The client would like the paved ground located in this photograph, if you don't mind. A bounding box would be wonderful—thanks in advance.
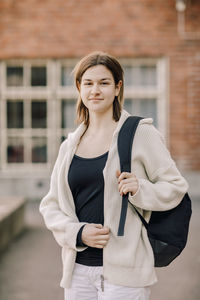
[0,198,199,300]
[0,201,63,300]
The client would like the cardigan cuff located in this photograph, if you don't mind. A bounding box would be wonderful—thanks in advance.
[76,225,87,247]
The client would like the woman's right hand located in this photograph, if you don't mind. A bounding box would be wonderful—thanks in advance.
[81,224,110,249]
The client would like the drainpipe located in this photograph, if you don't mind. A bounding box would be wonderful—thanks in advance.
[175,0,200,40]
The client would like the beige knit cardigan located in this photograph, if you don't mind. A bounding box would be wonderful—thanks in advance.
[39,109,188,288]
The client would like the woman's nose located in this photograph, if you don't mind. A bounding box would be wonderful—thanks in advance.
[91,83,100,94]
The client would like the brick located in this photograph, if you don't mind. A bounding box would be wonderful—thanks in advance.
[0,0,199,171]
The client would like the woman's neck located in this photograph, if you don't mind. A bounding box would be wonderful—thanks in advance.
[87,110,117,136]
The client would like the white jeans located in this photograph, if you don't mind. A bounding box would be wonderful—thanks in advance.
[64,263,151,300]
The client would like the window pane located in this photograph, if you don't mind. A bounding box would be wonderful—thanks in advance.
[124,66,133,87]
[6,66,23,86]
[61,99,76,128]
[7,137,24,163]
[31,101,47,128]
[7,101,24,128]
[31,67,47,86]
[140,99,157,125]
[124,98,157,126]
[124,98,140,115]
[61,66,74,86]
[32,137,47,163]
[140,66,157,86]
[124,65,157,87]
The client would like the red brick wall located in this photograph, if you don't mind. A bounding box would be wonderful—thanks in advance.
[0,0,187,58]
[0,0,199,170]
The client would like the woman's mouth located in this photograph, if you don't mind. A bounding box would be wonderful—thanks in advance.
[89,98,103,101]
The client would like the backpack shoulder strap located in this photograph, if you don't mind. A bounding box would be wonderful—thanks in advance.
[117,116,143,236]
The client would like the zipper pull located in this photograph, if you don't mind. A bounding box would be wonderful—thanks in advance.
[100,274,104,292]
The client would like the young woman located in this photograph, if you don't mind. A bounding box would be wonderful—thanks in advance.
[39,51,188,300]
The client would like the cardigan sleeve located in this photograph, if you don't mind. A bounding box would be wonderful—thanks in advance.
[128,124,189,211]
[76,225,87,247]
[39,141,88,250]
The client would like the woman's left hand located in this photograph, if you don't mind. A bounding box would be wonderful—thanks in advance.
[116,170,139,196]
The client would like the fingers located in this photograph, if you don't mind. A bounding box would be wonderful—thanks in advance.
[93,224,109,234]
[116,169,121,178]
[81,224,110,248]
[92,233,110,248]
[94,223,103,229]
[96,234,110,241]
[95,236,110,248]
[98,226,109,234]
[118,171,134,182]
[116,170,139,196]
[119,183,138,196]
[90,224,109,234]
[118,178,133,189]
[95,240,109,249]
[118,179,137,194]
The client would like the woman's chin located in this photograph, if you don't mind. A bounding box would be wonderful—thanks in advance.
[87,103,113,114]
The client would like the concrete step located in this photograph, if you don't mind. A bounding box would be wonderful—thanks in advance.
[0,197,26,253]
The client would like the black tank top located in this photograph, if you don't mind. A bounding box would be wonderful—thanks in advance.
[68,151,108,266]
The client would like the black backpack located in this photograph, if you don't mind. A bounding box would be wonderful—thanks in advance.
[117,116,192,267]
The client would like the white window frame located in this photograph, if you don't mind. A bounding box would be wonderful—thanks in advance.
[55,59,79,142]
[0,59,53,177]
[119,57,169,140]
[0,57,169,178]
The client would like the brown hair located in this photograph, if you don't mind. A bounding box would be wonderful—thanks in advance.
[73,51,124,126]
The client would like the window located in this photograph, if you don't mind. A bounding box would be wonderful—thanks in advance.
[59,99,76,142]
[7,137,24,163]
[0,61,50,173]
[124,98,157,126]
[120,59,167,131]
[6,67,23,86]
[5,98,48,166]
[122,62,158,127]
[0,58,167,175]
[31,101,47,128]
[31,67,47,86]
[61,99,76,129]
[124,65,157,87]
[61,66,74,86]
[32,137,47,163]
[7,100,24,128]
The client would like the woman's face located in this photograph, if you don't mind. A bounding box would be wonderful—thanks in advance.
[79,65,121,115]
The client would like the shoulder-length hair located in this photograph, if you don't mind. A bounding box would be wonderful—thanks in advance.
[73,51,124,126]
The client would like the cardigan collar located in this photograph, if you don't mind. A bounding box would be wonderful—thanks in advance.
[66,109,153,150]
[67,110,129,148]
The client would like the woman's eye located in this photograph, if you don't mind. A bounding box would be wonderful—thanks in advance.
[83,82,109,86]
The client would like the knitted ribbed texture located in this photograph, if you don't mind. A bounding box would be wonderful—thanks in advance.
[39,110,188,289]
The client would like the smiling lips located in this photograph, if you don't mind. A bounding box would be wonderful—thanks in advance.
[89,98,103,101]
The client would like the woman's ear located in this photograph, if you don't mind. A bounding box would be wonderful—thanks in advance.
[115,80,122,96]
[76,80,81,91]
